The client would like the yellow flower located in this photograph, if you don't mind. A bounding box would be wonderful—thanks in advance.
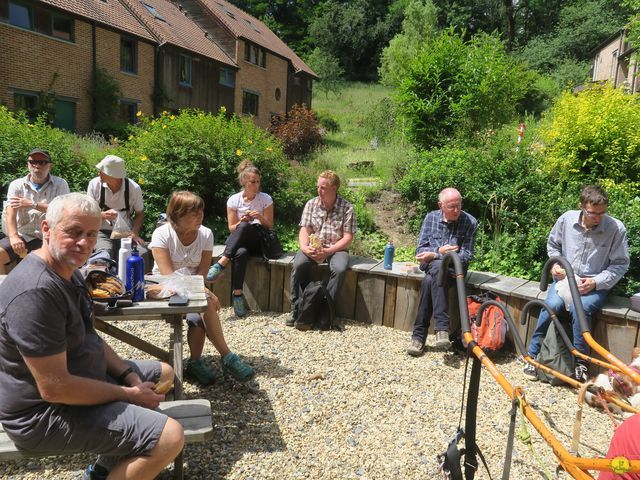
[140,155,148,161]
[162,110,168,116]
[220,106,227,114]
[27,124,34,128]
[170,115,176,120]
[162,124,167,129]
[266,147,273,152]
[236,149,243,156]
[136,111,142,117]
[128,135,134,140]
[247,139,253,145]
[151,120,155,126]
[198,112,205,117]
[138,177,145,185]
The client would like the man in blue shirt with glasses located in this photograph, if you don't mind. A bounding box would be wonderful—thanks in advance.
[523,185,629,382]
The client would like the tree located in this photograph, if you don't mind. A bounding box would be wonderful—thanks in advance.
[379,0,439,86]
[304,48,345,98]
[395,30,533,147]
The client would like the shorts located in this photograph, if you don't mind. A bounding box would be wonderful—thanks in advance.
[0,236,42,264]
[185,312,205,329]
[8,359,168,458]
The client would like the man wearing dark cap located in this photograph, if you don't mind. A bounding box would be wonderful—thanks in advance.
[0,148,69,274]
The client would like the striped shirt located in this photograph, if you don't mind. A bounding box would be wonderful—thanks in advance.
[416,210,478,267]
[299,195,356,248]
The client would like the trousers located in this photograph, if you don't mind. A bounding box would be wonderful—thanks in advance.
[411,260,452,342]
[290,250,349,307]
[223,222,262,291]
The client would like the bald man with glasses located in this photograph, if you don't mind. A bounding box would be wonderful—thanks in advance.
[407,188,478,356]
[0,149,69,274]
[523,185,629,383]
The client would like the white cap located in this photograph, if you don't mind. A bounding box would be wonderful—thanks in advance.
[121,238,132,250]
[96,155,127,179]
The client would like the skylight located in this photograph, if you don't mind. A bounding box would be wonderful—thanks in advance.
[141,2,166,21]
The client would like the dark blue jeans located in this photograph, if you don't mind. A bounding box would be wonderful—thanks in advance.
[527,281,609,357]
[411,260,452,343]
[223,222,262,291]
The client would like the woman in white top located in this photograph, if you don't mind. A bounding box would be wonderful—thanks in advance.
[207,160,274,318]
[150,191,254,385]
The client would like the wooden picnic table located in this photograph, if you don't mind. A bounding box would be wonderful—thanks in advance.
[95,274,208,400]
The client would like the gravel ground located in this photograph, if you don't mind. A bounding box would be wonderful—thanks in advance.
[1,309,620,480]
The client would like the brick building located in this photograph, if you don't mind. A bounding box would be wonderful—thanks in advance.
[591,30,638,93]
[0,0,316,133]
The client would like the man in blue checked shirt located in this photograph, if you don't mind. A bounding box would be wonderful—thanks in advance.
[523,185,629,383]
[407,188,478,357]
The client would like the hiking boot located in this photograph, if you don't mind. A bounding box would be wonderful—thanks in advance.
[523,362,538,380]
[407,339,425,357]
[572,360,589,383]
[222,352,255,382]
[206,262,224,282]
[435,330,450,348]
[184,358,216,385]
[232,294,247,318]
[83,464,108,480]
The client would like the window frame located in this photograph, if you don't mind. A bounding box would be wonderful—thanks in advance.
[120,36,138,74]
[179,54,193,87]
[219,67,235,88]
[3,1,74,41]
[119,100,138,124]
[243,41,266,68]
[242,90,259,116]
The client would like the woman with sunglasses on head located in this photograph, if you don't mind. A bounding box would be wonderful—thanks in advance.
[149,191,254,385]
[207,160,274,317]
[0,148,69,274]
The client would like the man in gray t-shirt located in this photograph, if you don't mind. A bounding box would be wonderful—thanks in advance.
[0,193,184,479]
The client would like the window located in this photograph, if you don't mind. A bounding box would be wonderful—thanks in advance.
[242,90,259,116]
[219,68,235,88]
[244,41,266,68]
[141,2,165,21]
[119,101,137,124]
[120,36,137,74]
[274,88,281,101]
[179,54,192,86]
[14,92,38,123]
[3,2,74,40]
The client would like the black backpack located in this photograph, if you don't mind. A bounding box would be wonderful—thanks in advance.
[293,281,337,331]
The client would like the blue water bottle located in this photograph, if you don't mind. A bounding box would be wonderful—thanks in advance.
[126,244,145,302]
[383,241,395,270]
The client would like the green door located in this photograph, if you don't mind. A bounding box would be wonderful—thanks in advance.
[54,100,76,132]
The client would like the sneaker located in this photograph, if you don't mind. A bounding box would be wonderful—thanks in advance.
[222,352,255,382]
[523,362,538,379]
[286,311,295,327]
[435,330,450,348]
[233,294,247,318]
[206,262,224,282]
[407,339,425,357]
[572,360,589,383]
[184,358,216,385]
[83,464,108,480]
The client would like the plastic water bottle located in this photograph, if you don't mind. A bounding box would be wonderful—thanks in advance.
[126,245,145,302]
[118,238,132,284]
[383,241,395,270]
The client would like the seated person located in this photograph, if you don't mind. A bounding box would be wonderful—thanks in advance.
[599,414,640,480]
[207,160,274,318]
[523,185,629,383]
[406,188,478,356]
[149,191,255,385]
[87,155,146,260]
[0,148,69,274]
[288,170,356,326]
[0,193,183,480]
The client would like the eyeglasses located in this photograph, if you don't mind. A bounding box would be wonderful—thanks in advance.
[28,160,51,166]
[582,208,606,217]
[442,204,462,211]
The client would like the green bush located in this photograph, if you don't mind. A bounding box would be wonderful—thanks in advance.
[315,111,340,133]
[0,106,95,192]
[539,83,640,183]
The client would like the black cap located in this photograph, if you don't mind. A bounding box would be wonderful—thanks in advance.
[27,148,51,162]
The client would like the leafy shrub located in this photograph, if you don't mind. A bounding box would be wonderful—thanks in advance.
[269,105,323,158]
[395,29,534,148]
[315,111,340,133]
[362,97,398,143]
[117,109,293,237]
[0,106,95,192]
[538,83,640,183]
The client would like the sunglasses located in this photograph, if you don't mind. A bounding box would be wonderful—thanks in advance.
[28,159,51,166]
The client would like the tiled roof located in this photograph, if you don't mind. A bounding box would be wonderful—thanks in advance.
[197,0,317,78]
[122,0,236,66]
[41,0,156,42]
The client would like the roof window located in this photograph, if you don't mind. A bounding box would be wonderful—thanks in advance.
[141,2,166,21]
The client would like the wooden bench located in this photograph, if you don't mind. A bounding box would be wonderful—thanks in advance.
[208,245,640,362]
[0,399,212,480]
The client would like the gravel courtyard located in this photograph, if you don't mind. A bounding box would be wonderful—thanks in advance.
[1,309,619,479]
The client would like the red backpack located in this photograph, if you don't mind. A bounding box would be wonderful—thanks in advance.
[464,292,507,351]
